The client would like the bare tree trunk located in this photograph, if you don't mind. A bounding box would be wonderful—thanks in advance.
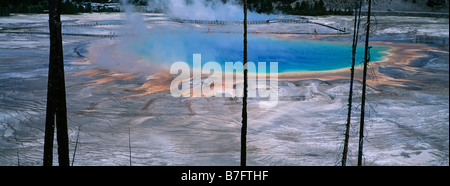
[358,0,372,167]
[241,0,248,167]
[129,127,132,166]
[43,0,69,166]
[71,126,81,166]
[342,0,362,166]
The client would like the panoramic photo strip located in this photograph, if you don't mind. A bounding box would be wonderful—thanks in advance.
[0,0,448,174]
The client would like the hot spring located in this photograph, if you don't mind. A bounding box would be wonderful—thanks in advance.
[114,31,391,73]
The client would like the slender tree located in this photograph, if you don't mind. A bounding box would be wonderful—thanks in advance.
[342,0,362,166]
[241,0,248,167]
[358,0,372,166]
[16,150,20,166]
[71,126,81,166]
[43,0,70,166]
[129,127,132,166]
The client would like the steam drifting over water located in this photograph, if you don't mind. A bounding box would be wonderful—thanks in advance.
[149,0,273,21]
[85,0,390,75]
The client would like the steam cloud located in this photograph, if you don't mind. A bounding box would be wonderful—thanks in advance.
[160,0,272,21]
[87,0,273,75]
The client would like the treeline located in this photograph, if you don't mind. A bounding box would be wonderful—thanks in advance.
[0,0,355,16]
[72,0,149,5]
[426,0,447,7]
[247,0,353,15]
[0,0,123,15]
[0,6,9,16]
[1,0,49,14]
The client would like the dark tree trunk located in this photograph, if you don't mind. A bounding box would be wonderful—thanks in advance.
[241,0,248,167]
[129,127,132,166]
[358,0,372,167]
[43,0,69,166]
[342,0,362,166]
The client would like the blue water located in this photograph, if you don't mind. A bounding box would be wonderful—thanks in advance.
[125,32,390,73]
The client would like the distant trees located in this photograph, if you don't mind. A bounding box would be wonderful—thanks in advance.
[0,0,120,14]
[0,6,9,16]
[1,0,49,14]
[287,0,327,15]
[1,0,355,16]
[283,0,353,16]
[248,0,353,16]
[1,0,78,14]
[62,1,79,14]
[427,0,447,7]
[248,0,274,14]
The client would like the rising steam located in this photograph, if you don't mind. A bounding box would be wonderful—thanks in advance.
[161,0,272,21]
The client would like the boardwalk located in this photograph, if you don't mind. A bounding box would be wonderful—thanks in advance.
[0,18,349,37]
[175,18,348,33]
[0,31,118,38]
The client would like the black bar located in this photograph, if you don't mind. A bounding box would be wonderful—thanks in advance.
[2,166,445,185]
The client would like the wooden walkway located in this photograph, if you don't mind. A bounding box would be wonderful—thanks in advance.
[0,18,349,37]
[10,23,123,29]
[0,31,117,38]
[173,18,310,25]
[175,18,348,33]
